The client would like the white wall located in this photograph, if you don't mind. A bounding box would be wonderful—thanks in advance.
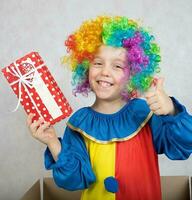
[0,0,192,199]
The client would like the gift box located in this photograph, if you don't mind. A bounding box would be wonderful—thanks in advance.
[1,52,73,125]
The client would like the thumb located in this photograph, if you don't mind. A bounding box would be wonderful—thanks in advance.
[156,77,164,91]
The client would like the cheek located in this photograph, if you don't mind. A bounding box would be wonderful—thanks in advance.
[88,67,99,79]
[118,69,130,85]
[115,73,128,90]
[88,68,97,85]
[115,71,126,83]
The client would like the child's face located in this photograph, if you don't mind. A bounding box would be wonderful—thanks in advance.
[89,45,128,102]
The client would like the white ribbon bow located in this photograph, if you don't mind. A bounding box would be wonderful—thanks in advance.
[9,62,43,118]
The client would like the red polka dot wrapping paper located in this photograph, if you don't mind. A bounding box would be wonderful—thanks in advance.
[1,52,73,125]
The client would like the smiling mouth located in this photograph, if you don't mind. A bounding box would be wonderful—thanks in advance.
[96,80,114,88]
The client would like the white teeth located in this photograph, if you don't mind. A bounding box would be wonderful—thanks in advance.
[98,81,112,88]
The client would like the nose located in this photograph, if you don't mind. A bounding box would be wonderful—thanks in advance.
[100,65,110,77]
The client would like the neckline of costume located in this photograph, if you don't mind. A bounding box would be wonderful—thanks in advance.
[86,100,133,119]
[67,98,152,143]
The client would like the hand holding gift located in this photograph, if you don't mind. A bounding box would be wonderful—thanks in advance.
[1,52,73,125]
[27,113,56,145]
[27,113,61,161]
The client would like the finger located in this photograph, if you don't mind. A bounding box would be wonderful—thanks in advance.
[30,118,44,133]
[156,77,164,91]
[149,102,161,111]
[146,95,158,105]
[145,91,156,99]
[153,108,163,115]
[36,122,51,135]
[27,113,35,126]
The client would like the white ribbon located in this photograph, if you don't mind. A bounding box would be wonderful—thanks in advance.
[10,62,44,118]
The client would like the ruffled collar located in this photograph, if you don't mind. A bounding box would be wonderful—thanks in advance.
[67,98,153,144]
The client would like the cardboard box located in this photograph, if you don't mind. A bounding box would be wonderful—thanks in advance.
[160,176,190,200]
[21,176,191,200]
[21,178,81,200]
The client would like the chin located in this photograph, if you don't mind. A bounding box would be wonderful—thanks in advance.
[95,92,117,101]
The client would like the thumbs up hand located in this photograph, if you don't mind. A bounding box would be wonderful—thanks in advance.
[145,78,176,115]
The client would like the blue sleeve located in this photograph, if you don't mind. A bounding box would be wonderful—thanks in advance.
[44,126,96,191]
[149,97,192,160]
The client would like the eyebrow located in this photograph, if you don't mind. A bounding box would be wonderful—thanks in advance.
[114,58,126,63]
[93,56,103,59]
[93,56,126,63]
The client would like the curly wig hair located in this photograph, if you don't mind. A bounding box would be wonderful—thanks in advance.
[63,16,161,101]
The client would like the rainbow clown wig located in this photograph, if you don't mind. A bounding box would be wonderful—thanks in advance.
[63,16,161,101]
